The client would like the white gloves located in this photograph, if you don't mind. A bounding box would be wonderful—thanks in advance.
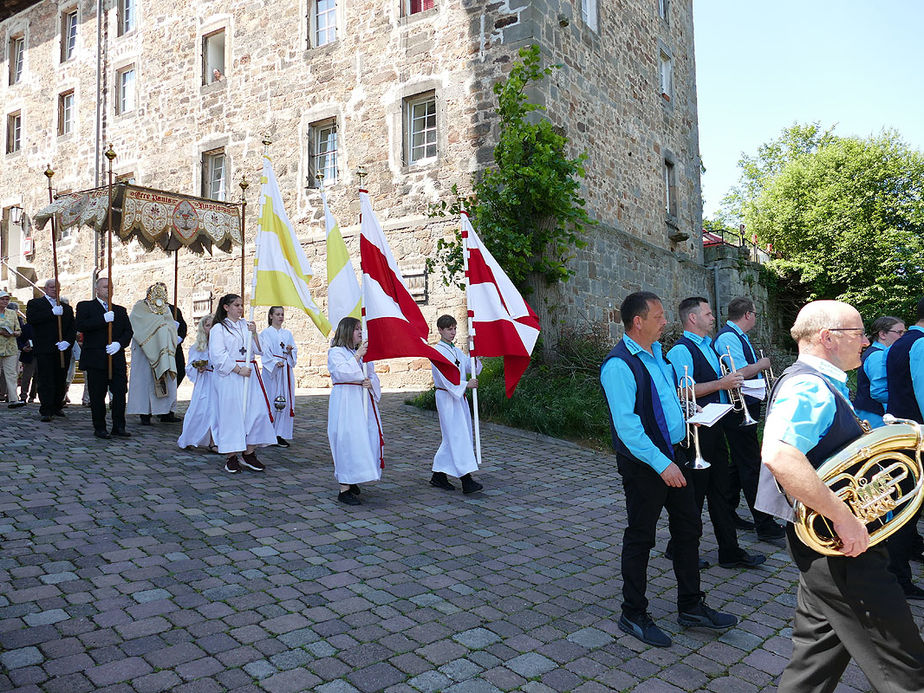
[173,321,180,330]
[176,336,183,345]
[52,305,63,316]
[105,342,121,355]
[103,311,114,323]
[55,341,69,351]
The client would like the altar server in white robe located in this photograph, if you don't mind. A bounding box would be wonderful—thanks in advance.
[260,306,297,447]
[178,315,218,451]
[209,294,276,474]
[430,315,484,494]
[126,283,178,424]
[327,317,383,506]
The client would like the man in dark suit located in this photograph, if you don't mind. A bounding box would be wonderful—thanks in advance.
[26,278,75,422]
[75,277,133,439]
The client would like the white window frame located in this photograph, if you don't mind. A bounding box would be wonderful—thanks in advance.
[659,51,672,100]
[582,0,599,32]
[118,0,135,36]
[61,8,78,62]
[309,119,338,185]
[9,36,24,85]
[58,91,74,136]
[658,0,669,20]
[664,159,677,218]
[405,0,435,16]
[202,149,227,201]
[404,92,437,165]
[6,112,21,154]
[202,29,226,85]
[116,66,136,114]
[311,0,337,47]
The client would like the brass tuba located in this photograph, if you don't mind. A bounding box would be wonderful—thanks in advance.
[793,415,924,556]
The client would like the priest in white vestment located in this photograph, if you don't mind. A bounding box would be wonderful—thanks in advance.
[260,306,297,447]
[126,283,178,424]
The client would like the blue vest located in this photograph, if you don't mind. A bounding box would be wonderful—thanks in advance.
[853,343,884,416]
[673,335,721,406]
[715,325,756,365]
[886,330,924,423]
[768,362,865,469]
[601,340,675,463]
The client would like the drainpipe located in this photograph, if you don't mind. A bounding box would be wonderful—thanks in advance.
[93,0,103,292]
[712,260,720,318]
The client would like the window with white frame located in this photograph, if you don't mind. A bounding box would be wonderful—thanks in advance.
[202,149,226,201]
[61,8,77,62]
[404,92,437,165]
[405,0,435,15]
[202,29,225,85]
[118,0,135,35]
[9,36,24,85]
[116,66,135,114]
[664,159,677,218]
[312,0,336,47]
[582,0,598,31]
[309,119,338,185]
[659,51,672,100]
[658,0,669,20]
[58,91,74,136]
[6,112,21,154]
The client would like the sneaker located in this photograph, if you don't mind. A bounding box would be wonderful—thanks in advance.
[901,583,924,601]
[224,457,241,474]
[8,401,25,409]
[678,600,738,630]
[338,490,361,506]
[240,452,265,472]
[618,612,672,648]
[461,473,483,494]
[276,436,290,448]
[348,484,361,496]
[430,472,456,491]
[719,551,767,569]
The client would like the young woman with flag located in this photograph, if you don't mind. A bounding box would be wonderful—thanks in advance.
[260,306,297,447]
[327,316,383,505]
[178,315,219,452]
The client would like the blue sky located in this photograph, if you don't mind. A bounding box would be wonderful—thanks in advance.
[693,0,924,218]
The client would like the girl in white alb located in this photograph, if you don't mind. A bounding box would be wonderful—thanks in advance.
[260,306,297,447]
[178,315,218,451]
[326,317,382,505]
[209,294,276,474]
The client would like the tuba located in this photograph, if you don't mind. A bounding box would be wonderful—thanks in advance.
[793,415,924,556]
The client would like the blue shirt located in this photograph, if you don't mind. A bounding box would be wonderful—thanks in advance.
[763,355,852,456]
[666,331,729,404]
[714,321,762,383]
[856,341,889,428]
[908,325,924,415]
[600,335,685,474]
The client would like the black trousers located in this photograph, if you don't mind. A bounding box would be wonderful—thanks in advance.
[724,402,779,533]
[86,365,127,433]
[687,425,742,563]
[35,351,70,416]
[618,447,702,618]
[886,504,924,588]
[779,526,924,693]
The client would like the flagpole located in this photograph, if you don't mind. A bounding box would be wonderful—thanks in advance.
[356,166,369,418]
[461,211,482,467]
[241,162,255,420]
[44,165,65,368]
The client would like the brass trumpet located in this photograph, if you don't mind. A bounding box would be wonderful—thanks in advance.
[760,348,777,388]
[793,414,924,555]
[718,346,758,427]
[678,365,710,470]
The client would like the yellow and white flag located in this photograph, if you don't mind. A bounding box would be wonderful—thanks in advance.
[322,189,361,328]
[253,155,332,336]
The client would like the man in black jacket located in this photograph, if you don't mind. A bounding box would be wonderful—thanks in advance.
[26,279,75,421]
[75,277,133,439]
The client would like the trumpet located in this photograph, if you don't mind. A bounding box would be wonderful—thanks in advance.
[678,365,710,470]
[718,346,758,427]
[760,349,777,388]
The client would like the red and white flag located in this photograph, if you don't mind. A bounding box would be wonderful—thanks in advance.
[360,191,460,385]
[463,212,540,397]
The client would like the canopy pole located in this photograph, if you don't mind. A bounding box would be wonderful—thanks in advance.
[105,145,116,379]
[43,165,65,368]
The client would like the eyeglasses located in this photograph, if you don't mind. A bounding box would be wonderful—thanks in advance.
[887,328,907,335]
[827,327,866,335]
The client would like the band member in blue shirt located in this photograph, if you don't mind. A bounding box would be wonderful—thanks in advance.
[758,300,924,692]
[601,291,737,649]
[853,315,904,428]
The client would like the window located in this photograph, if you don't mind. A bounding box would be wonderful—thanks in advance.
[406,0,435,15]
[116,66,135,114]
[9,36,24,85]
[202,29,225,85]
[659,51,672,100]
[309,119,338,185]
[118,0,135,35]
[61,9,77,62]
[313,0,336,47]
[404,93,437,164]
[658,0,669,20]
[664,159,677,218]
[7,112,21,154]
[582,0,598,31]
[58,91,74,135]
[202,150,226,201]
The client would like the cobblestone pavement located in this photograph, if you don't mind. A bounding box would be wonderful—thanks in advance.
[2,391,921,693]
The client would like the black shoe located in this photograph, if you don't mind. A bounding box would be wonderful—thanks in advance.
[719,551,767,569]
[224,457,241,474]
[276,436,290,447]
[94,430,111,440]
[140,415,152,425]
[618,612,671,648]
[8,401,25,409]
[461,473,483,494]
[53,410,66,417]
[733,514,755,530]
[678,600,738,630]
[756,522,786,540]
[240,452,265,472]
[41,415,53,422]
[111,429,131,438]
[901,583,924,600]
[158,413,182,423]
[348,484,361,495]
[430,472,456,491]
[338,491,361,506]
[664,547,710,569]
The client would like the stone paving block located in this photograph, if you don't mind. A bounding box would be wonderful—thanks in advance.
[243,659,277,680]
[40,672,95,693]
[143,641,206,669]
[504,652,558,678]
[348,661,407,692]
[453,627,501,650]
[566,627,613,649]
[23,608,69,626]
[315,681,363,693]
[0,645,44,669]
[86,656,153,687]
[408,670,453,692]
[131,670,184,693]
[259,668,323,693]
[443,680,504,693]
[43,651,94,676]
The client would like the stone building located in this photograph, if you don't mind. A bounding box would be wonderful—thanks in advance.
[1,0,753,387]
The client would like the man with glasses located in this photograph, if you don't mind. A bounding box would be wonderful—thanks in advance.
[853,316,905,428]
[714,297,785,543]
[758,300,924,691]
